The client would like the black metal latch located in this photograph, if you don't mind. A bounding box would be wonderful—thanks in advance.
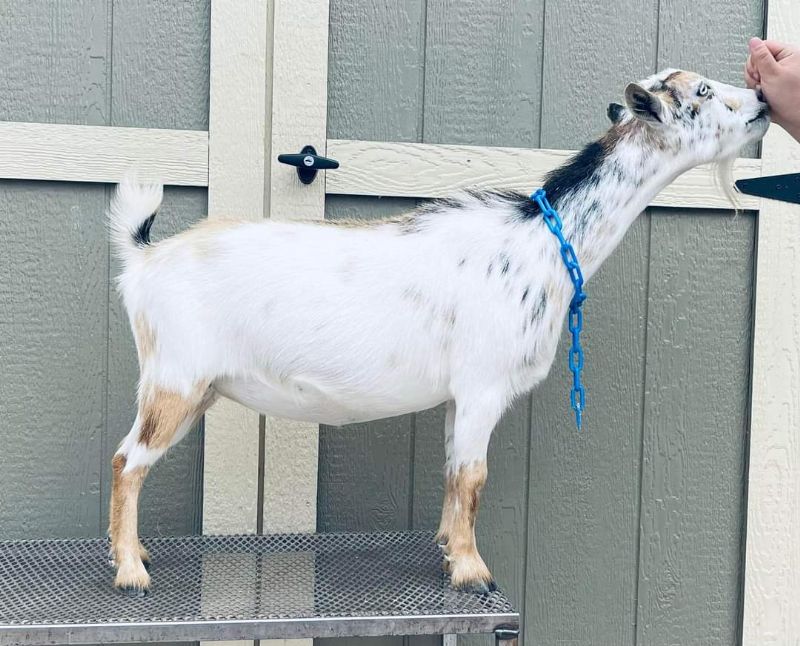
[277,145,339,185]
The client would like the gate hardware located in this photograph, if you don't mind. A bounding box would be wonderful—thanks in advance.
[735,172,800,205]
[277,145,339,184]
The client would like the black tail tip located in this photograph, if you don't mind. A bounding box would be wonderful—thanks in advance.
[133,213,157,247]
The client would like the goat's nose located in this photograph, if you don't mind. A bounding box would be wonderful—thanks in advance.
[755,86,765,102]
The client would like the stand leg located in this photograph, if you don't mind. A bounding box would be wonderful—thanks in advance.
[494,627,519,646]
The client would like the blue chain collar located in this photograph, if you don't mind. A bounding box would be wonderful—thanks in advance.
[530,189,587,430]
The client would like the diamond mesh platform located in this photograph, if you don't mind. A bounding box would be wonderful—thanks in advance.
[0,531,518,645]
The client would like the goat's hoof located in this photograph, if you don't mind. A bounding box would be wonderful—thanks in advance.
[451,575,497,596]
[107,549,116,568]
[434,530,449,547]
[118,584,149,598]
[114,561,150,596]
[447,553,495,596]
[458,578,497,595]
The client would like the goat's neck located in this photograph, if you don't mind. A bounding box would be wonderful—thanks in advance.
[551,129,686,280]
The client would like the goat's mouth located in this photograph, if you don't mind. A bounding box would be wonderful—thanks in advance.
[746,106,769,125]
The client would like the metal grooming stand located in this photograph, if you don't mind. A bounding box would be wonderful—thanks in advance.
[0,531,520,646]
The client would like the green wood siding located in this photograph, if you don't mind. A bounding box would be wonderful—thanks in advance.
[0,0,210,542]
[322,1,762,645]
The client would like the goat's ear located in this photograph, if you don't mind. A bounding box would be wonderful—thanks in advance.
[624,83,664,123]
[607,102,625,124]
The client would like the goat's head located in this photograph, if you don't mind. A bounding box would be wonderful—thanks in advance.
[607,69,769,165]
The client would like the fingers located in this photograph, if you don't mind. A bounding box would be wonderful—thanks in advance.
[761,39,796,61]
[749,37,780,76]
[745,54,760,87]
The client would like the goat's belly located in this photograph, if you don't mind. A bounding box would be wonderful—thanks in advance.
[213,372,447,426]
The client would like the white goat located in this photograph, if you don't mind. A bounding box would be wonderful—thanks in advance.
[107,69,768,595]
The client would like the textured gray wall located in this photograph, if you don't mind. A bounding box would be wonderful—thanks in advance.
[321,2,762,646]
[0,0,210,542]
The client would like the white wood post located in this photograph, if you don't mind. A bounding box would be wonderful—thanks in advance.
[261,0,328,536]
[203,3,328,646]
[203,0,268,537]
[203,4,268,646]
[743,0,800,642]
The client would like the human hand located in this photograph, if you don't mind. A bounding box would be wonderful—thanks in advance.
[745,37,800,142]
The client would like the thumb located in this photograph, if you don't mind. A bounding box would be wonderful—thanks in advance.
[749,37,780,76]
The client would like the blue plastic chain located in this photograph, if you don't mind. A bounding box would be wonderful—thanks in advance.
[530,189,587,430]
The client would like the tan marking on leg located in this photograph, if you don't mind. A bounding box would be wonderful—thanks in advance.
[138,385,209,449]
[109,454,150,592]
[109,385,214,592]
[436,470,457,544]
[133,314,156,363]
[444,461,494,590]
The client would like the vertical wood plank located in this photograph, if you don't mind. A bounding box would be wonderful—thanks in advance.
[203,4,267,646]
[422,5,544,645]
[320,0,426,528]
[261,0,329,537]
[0,0,109,126]
[0,0,110,540]
[318,415,415,533]
[636,4,764,645]
[524,216,650,646]
[636,212,755,646]
[423,0,544,147]
[321,3,425,646]
[203,0,267,536]
[655,0,764,160]
[743,0,800,641]
[105,0,211,537]
[0,180,108,539]
[527,2,659,644]
[539,0,659,150]
[109,0,210,131]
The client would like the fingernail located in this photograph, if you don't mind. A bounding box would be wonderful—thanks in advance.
[749,37,762,50]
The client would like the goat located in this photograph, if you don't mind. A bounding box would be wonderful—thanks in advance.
[107,69,769,595]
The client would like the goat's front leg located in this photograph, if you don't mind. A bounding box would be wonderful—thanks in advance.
[435,400,456,545]
[441,395,502,594]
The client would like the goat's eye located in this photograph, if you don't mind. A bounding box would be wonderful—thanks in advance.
[697,83,710,97]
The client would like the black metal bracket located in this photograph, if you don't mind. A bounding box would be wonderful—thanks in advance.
[735,172,800,205]
[277,145,339,185]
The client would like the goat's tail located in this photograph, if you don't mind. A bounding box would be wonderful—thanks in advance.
[108,177,164,265]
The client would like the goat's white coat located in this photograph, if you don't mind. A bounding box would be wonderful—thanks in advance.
[111,70,768,475]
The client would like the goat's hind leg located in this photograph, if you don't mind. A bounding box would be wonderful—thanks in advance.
[108,383,213,595]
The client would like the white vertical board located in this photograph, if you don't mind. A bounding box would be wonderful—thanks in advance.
[203,4,269,646]
[261,0,328,537]
[743,1,800,643]
[203,0,267,538]
[260,4,328,646]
